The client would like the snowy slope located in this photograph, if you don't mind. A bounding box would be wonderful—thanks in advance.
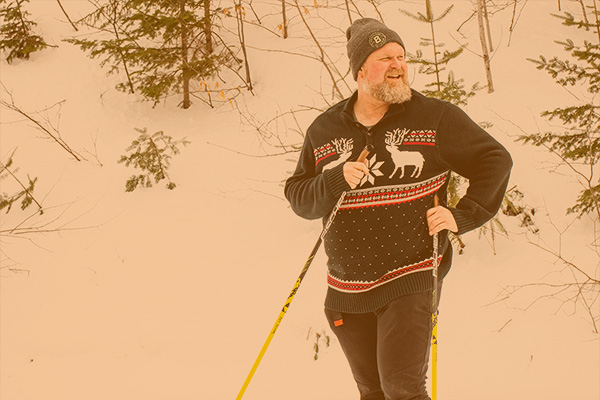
[1,1,598,399]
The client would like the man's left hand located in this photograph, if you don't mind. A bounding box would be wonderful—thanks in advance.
[426,206,458,236]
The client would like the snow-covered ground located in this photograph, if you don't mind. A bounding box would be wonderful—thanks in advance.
[1,1,598,399]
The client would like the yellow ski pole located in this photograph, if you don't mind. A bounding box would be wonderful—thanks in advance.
[431,193,440,400]
[235,145,373,400]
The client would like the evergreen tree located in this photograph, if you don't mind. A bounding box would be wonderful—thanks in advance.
[400,0,481,106]
[524,11,600,219]
[118,128,190,192]
[0,0,48,63]
[66,0,236,108]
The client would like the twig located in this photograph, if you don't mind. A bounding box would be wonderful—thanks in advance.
[0,83,82,161]
[56,0,79,31]
[493,319,512,333]
[292,0,344,100]
[0,159,43,212]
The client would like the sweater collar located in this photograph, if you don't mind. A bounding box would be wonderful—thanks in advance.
[341,90,410,124]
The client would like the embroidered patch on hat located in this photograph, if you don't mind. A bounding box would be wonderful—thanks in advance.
[369,32,387,48]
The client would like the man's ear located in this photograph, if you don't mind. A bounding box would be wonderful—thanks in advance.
[357,66,365,81]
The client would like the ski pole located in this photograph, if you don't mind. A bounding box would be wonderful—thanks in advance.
[235,144,373,400]
[431,193,440,400]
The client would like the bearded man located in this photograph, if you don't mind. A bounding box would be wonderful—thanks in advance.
[284,18,512,400]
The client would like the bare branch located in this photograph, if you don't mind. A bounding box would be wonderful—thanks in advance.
[0,83,83,161]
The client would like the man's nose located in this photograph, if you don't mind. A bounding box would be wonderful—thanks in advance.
[391,57,403,69]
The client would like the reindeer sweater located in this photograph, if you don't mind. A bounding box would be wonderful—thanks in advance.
[284,89,512,313]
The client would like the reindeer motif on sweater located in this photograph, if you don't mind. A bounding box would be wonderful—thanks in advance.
[384,128,424,179]
[322,138,354,171]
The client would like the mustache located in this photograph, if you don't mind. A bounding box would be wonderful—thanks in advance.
[385,69,405,78]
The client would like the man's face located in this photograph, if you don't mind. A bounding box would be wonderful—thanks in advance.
[358,42,411,104]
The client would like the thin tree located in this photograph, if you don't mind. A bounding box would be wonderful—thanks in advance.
[281,0,288,38]
[203,0,213,52]
[235,0,253,91]
[482,0,493,52]
[179,0,191,108]
[401,0,481,105]
[476,0,494,92]
[66,0,235,108]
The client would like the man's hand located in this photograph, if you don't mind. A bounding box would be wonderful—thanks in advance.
[343,161,370,189]
[426,205,458,236]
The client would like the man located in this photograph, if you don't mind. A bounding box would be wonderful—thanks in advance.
[284,18,512,400]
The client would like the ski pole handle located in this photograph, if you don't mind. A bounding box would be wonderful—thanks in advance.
[357,144,374,163]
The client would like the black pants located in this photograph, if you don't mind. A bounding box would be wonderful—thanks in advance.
[325,289,440,400]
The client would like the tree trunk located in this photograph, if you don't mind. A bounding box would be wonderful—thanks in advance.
[110,1,134,94]
[476,0,494,93]
[425,0,441,91]
[180,0,191,109]
[345,0,352,24]
[281,0,288,38]
[593,0,600,45]
[577,0,590,30]
[482,0,493,52]
[203,0,213,53]
[236,1,253,91]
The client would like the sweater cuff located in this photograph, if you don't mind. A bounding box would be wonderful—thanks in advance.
[323,162,351,199]
[449,207,478,235]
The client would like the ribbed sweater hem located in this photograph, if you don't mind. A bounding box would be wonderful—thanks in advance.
[324,251,452,313]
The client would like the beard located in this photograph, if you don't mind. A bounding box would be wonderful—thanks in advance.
[361,70,412,104]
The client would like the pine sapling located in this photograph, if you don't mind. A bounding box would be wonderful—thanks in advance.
[400,0,482,106]
[0,0,48,63]
[118,128,190,192]
[501,186,538,234]
[0,152,41,214]
[524,11,600,220]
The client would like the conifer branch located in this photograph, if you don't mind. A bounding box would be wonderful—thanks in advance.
[0,157,42,214]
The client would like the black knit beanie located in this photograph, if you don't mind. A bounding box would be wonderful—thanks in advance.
[346,18,405,80]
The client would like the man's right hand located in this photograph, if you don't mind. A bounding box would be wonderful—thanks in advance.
[343,161,370,189]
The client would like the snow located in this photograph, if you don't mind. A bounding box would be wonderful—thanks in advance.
[1,1,598,399]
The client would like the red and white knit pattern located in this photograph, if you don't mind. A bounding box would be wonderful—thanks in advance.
[328,255,443,293]
[340,171,448,210]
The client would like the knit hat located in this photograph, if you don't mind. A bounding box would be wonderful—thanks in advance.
[346,18,405,80]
